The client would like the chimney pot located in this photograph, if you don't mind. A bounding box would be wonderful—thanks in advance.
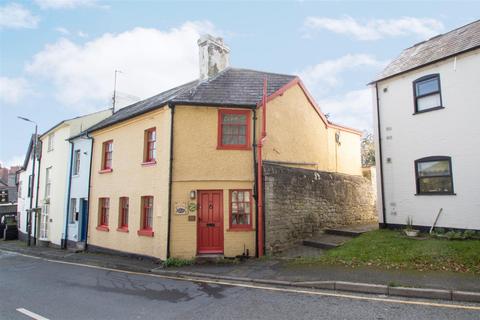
[198,34,230,80]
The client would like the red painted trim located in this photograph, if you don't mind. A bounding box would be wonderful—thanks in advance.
[141,196,154,230]
[197,190,224,254]
[144,127,156,162]
[141,160,157,166]
[96,225,109,232]
[137,229,154,237]
[228,189,253,230]
[98,197,110,227]
[98,168,113,174]
[119,197,129,229]
[261,77,362,135]
[217,109,252,150]
[227,228,255,232]
[116,227,129,233]
[328,122,363,136]
[102,140,113,170]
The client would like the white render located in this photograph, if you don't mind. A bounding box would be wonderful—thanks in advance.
[17,149,40,238]
[37,109,112,246]
[66,135,93,244]
[373,49,480,230]
[198,34,230,80]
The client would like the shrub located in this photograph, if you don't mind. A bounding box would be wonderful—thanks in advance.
[434,227,445,235]
[164,257,194,268]
[463,230,476,239]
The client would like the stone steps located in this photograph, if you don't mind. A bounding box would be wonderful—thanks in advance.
[302,223,378,250]
[303,234,353,249]
[324,228,364,238]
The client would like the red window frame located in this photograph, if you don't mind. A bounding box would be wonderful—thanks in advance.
[138,196,154,237]
[217,109,251,150]
[229,189,253,230]
[101,140,113,172]
[97,197,109,231]
[117,197,129,232]
[143,128,156,164]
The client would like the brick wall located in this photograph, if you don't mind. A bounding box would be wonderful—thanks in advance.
[264,163,377,254]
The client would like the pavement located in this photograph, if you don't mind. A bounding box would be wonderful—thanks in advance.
[1,240,479,301]
[1,250,480,320]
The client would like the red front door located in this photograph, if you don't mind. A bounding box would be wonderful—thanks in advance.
[197,190,224,254]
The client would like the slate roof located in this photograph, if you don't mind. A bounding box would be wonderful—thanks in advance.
[87,68,296,133]
[374,19,480,82]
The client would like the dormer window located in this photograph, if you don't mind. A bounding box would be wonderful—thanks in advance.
[413,74,443,113]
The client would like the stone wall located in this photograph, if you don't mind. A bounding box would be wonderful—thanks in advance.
[264,163,377,254]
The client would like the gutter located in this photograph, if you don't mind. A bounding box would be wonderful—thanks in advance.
[84,132,94,250]
[62,140,74,249]
[374,83,387,227]
[166,102,175,259]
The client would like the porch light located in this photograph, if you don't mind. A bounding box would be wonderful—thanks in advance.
[190,190,196,199]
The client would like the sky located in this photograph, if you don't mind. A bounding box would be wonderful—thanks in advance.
[0,0,479,168]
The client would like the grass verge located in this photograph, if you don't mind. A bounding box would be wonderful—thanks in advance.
[292,229,480,274]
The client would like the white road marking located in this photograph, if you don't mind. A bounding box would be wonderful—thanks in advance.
[3,249,480,311]
[16,308,50,320]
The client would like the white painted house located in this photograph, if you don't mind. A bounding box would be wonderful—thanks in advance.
[372,20,480,231]
[64,133,96,248]
[17,134,40,242]
[37,109,112,247]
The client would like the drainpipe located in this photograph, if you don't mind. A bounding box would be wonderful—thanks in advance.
[252,109,258,257]
[166,102,175,259]
[256,78,267,257]
[62,140,74,249]
[374,83,387,227]
[34,138,41,245]
[84,132,94,250]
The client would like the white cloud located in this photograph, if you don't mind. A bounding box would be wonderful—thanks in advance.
[0,3,39,29]
[26,21,217,111]
[298,54,386,132]
[0,155,24,168]
[55,26,70,35]
[34,0,103,9]
[304,16,444,41]
[0,76,29,104]
[298,54,386,96]
[77,30,88,38]
[319,88,374,132]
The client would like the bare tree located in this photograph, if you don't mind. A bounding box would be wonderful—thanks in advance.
[361,132,375,167]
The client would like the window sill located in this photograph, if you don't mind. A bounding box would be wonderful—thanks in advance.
[413,106,444,115]
[96,225,109,232]
[414,192,456,196]
[99,168,113,174]
[217,145,252,151]
[227,227,255,232]
[137,229,154,237]
[117,227,129,233]
[141,160,157,167]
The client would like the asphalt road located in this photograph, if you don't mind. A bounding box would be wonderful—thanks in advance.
[0,251,478,320]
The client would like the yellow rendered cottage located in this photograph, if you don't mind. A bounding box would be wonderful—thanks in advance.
[86,35,362,260]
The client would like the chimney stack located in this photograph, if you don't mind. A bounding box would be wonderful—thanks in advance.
[198,34,230,80]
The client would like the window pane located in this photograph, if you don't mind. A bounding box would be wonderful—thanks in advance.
[417,160,450,177]
[419,177,453,193]
[416,77,439,96]
[223,114,246,124]
[417,93,441,111]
